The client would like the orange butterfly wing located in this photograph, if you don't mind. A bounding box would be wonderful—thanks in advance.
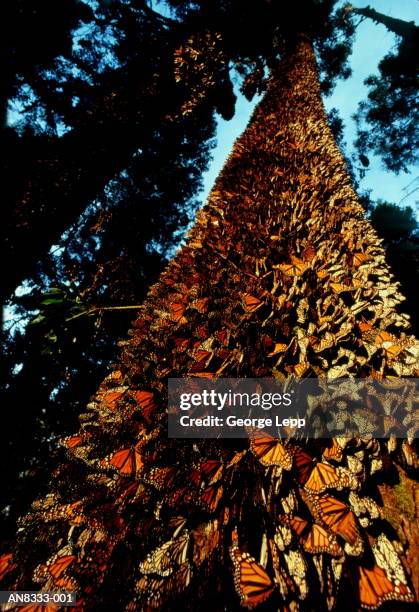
[322,438,344,462]
[358,565,413,609]
[317,496,360,545]
[97,389,126,409]
[289,515,309,537]
[302,524,342,557]
[292,447,314,484]
[243,294,263,313]
[0,553,15,581]
[304,463,346,494]
[48,555,76,579]
[62,435,83,449]
[200,459,224,484]
[131,390,156,423]
[110,445,143,476]
[170,302,187,322]
[249,430,292,470]
[201,484,223,512]
[230,548,275,608]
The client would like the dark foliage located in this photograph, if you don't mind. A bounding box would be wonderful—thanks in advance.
[352,6,419,172]
[370,201,419,332]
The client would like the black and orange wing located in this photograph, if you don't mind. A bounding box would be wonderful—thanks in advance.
[109,444,143,476]
[230,547,275,609]
[249,430,292,470]
[302,524,342,557]
[316,495,360,546]
[358,564,414,609]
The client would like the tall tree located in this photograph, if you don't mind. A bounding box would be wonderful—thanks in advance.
[347,4,419,172]
[1,33,417,612]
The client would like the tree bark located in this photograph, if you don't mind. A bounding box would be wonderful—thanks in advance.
[1,38,418,610]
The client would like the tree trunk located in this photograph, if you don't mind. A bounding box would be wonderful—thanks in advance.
[2,38,418,611]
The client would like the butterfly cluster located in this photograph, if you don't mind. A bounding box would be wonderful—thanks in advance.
[0,40,417,611]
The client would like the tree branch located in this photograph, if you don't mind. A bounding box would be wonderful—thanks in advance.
[345,4,418,40]
[65,305,144,322]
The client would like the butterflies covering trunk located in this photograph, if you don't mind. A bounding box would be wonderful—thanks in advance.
[1,38,418,611]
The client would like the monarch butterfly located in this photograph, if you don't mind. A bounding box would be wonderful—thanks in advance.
[349,492,381,521]
[302,242,316,263]
[173,337,190,352]
[243,294,264,312]
[302,524,342,557]
[291,446,314,484]
[288,515,309,537]
[63,435,83,449]
[283,549,308,599]
[103,368,123,384]
[322,438,344,462]
[139,533,189,576]
[200,459,224,484]
[315,495,361,547]
[47,555,76,580]
[60,501,84,526]
[285,362,310,377]
[358,564,414,609]
[248,429,292,470]
[168,516,187,538]
[304,463,352,494]
[379,339,406,360]
[145,466,176,491]
[191,297,208,314]
[97,387,127,410]
[189,352,213,374]
[267,342,288,357]
[226,450,247,469]
[401,439,419,469]
[351,252,369,268]
[275,256,308,277]
[372,533,411,588]
[192,349,212,362]
[374,330,395,345]
[189,371,216,378]
[169,302,187,323]
[268,539,291,600]
[358,320,374,333]
[230,547,275,608]
[313,555,344,610]
[0,553,15,581]
[192,519,220,567]
[136,562,191,608]
[316,269,329,280]
[329,282,354,294]
[109,443,143,476]
[215,329,229,345]
[201,483,223,512]
[131,390,156,423]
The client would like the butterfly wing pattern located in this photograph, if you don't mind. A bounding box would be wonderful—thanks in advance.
[1,41,418,610]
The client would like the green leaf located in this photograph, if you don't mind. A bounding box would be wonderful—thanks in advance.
[40,297,65,306]
[28,314,46,326]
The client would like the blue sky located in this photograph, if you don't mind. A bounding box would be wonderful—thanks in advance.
[201,0,419,211]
